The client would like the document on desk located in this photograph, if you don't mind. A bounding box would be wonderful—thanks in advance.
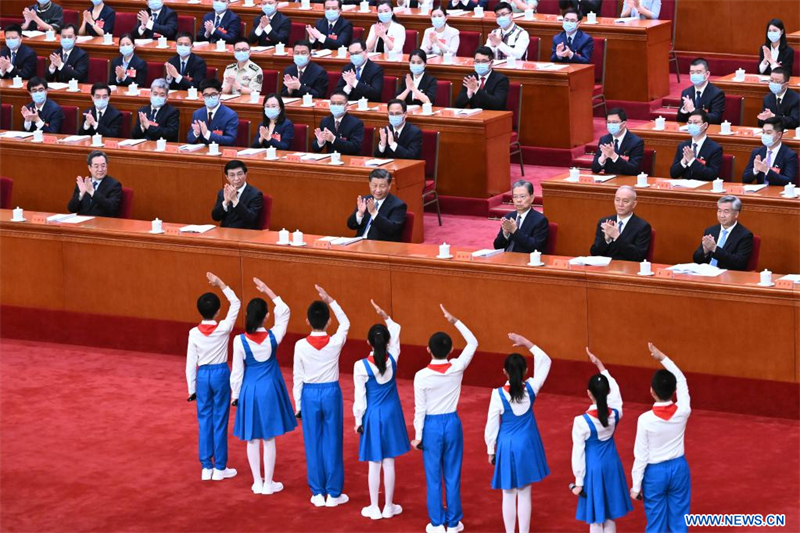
[251,46,273,53]
[178,144,206,152]
[76,36,93,43]
[777,274,800,283]
[446,108,482,117]
[300,153,331,161]
[237,148,267,156]
[312,49,332,57]
[743,184,768,193]
[0,131,34,139]
[22,31,45,38]
[134,39,154,46]
[59,135,90,143]
[179,224,216,233]
[118,138,148,147]
[614,16,638,23]
[667,179,706,189]
[220,94,239,101]
[668,263,727,277]
[586,174,616,182]
[281,97,301,104]
[59,215,95,224]
[536,63,568,71]
[365,158,394,166]
[446,9,467,16]
[46,83,70,91]
[331,236,364,246]
[472,248,504,258]
[569,256,613,266]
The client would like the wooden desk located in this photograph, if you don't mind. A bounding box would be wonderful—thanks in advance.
[789,31,800,50]
[630,121,800,180]
[541,173,800,275]
[0,133,426,241]
[715,73,800,127]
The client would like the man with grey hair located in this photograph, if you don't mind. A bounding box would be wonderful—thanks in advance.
[493,179,549,253]
[692,195,753,271]
[590,185,652,261]
[131,77,180,142]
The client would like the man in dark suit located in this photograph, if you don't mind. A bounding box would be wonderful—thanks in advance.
[336,41,384,102]
[21,77,65,133]
[676,57,726,124]
[187,78,239,145]
[307,0,353,50]
[590,185,652,261]
[743,117,798,186]
[669,110,723,181]
[592,107,645,175]
[312,90,364,154]
[135,1,178,40]
[67,150,123,217]
[132,78,181,142]
[249,0,291,46]
[165,32,208,90]
[78,82,123,138]
[551,9,593,64]
[281,40,328,98]
[559,0,602,18]
[45,24,89,83]
[346,168,407,242]
[0,24,37,80]
[211,160,264,229]
[196,0,240,43]
[757,67,799,130]
[692,195,753,271]
[493,179,549,253]
[375,99,422,159]
[454,46,509,111]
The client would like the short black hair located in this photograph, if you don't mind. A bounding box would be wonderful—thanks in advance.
[563,7,581,20]
[307,301,330,330]
[199,78,222,92]
[329,89,349,101]
[764,116,785,132]
[233,37,250,47]
[651,369,677,401]
[606,107,627,122]
[197,292,221,319]
[369,168,392,184]
[387,98,407,112]
[294,39,313,51]
[474,46,494,60]
[409,48,428,63]
[61,23,79,34]
[688,109,709,123]
[87,150,108,165]
[4,23,22,35]
[90,82,111,96]
[428,332,452,359]
[27,76,47,92]
[494,1,512,13]
[176,31,194,42]
[771,66,790,83]
[324,0,343,8]
[349,40,368,52]
[690,57,709,71]
[224,159,248,174]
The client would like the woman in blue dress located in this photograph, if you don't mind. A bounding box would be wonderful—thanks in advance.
[352,300,410,520]
[230,277,297,496]
[484,333,552,533]
[571,348,633,533]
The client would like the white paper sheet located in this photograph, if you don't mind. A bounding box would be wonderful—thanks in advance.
[365,158,394,166]
[59,215,95,224]
[179,224,216,233]
[667,179,707,189]
[668,263,727,277]
[118,138,148,146]
[569,256,612,266]
[472,248,504,258]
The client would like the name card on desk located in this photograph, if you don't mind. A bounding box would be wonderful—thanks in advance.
[455,251,473,261]
[165,227,181,235]
[313,239,331,249]
[222,149,237,157]
[578,175,594,184]
[656,268,674,278]
[164,144,179,153]
[776,279,794,290]
[439,109,454,117]
[43,135,57,144]
[105,140,119,149]
[32,215,46,223]
[285,153,302,162]
[350,158,366,166]
[551,258,569,269]
[727,184,745,195]
[653,181,672,190]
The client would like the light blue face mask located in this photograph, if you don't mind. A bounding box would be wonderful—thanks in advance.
[769,81,784,95]
[91,0,103,6]
[60,37,75,51]
[388,114,404,128]
[262,3,276,15]
[119,44,134,56]
[264,107,281,120]
[474,62,489,76]
[431,16,445,29]
[150,95,166,108]
[31,91,47,104]
[148,0,163,10]
[212,1,227,13]
[324,9,339,21]
[767,30,781,43]
[93,97,109,110]
[204,95,220,109]
[5,38,20,50]
[562,20,577,33]
[607,122,621,135]
[234,50,250,62]
[350,53,365,67]
[176,44,191,57]
[36,0,50,5]
[378,11,392,23]
[690,72,705,86]
[329,103,346,117]
[687,123,702,137]
[761,133,775,147]
[293,53,309,67]
[409,63,425,76]
[496,15,511,29]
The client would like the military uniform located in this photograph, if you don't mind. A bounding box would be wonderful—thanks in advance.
[222,59,263,95]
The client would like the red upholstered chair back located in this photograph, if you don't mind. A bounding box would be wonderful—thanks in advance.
[291,123,309,151]
[435,80,452,106]
[661,0,677,21]
[528,36,540,61]
[360,126,375,156]
[88,57,109,84]
[457,31,480,57]
[506,82,521,129]
[536,0,560,13]
[722,95,744,126]
[113,13,138,37]
[177,15,195,35]
[258,194,272,230]
[289,22,306,46]
[381,75,397,102]
[207,66,218,81]
[0,17,24,27]
[261,70,279,94]
[545,221,558,255]
[0,177,13,209]
[403,30,419,54]
[326,71,341,98]
[62,9,79,26]
[746,235,761,271]
[118,187,134,219]
[421,130,440,181]
[353,26,364,42]
[600,0,618,17]
[119,111,131,138]
[794,49,800,77]
[641,148,656,176]
[236,119,251,147]
[0,104,12,130]
[146,62,163,86]
[37,56,45,77]
[486,0,499,10]
[720,154,735,181]
[646,228,656,262]
[61,105,79,134]
[401,211,414,243]
[591,37,607,85]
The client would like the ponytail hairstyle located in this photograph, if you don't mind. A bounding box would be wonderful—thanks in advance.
[504,353,527,403]
[245,298,269,334]
[588,373,611,427]
[367,323,390,375]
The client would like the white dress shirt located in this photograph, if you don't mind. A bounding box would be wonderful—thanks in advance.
[421,25,460,56]
[185,286,241,395]
[681,81,708,113]
[352,318,401,426]
[486,23,530,60]
[484,345,552,454]
[681,134,707,167]
[412,320,479,440]
[631,356,691,492]
[366,21,406,53]
[355,197,384,236]
[139,10,160,34]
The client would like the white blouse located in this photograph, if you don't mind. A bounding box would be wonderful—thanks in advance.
[421,24,461,56]
[366,21,407,53]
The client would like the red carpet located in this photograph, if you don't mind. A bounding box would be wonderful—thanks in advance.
[1,339,798,532]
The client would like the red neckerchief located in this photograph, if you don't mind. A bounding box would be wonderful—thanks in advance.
[652,403,678,420]
[245,331,269,344]
[198,323,218,336]
[367,356,375,366]
[586,408,613,418]
[306,335,330,350]
[427,362,451,373]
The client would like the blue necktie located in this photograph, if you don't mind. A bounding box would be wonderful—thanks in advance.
[363,202,379,237]
[355,66,361,81]
[709,228,729,267]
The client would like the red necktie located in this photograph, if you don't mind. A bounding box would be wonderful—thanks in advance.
[479,76,486,89]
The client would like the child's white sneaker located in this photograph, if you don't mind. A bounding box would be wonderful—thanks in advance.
[211,468,237,481]
[325,494,349,507]
[310,494,326,507]
[382,503,402,518]
[201,468,213,481]
[361,505,383,519]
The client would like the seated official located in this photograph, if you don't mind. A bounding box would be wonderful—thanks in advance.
[346,168,407,242]
[132,77,180,142]
[252,93,294,150]
[312,90,364,154]
[592,107,645,175]
[306,0,353,50]
[0,24,38,80]
[46,24,89,83]
[165,32,207,90]
[759,19,794,76]
[589,185,651,261]
[78,82,122,137]
[421,6,459,58]
[78,0,115,36]
[396,49,438,105]
[493,179,549,253]
[486,2,530,60]
[187,78,239,145]
[757,67,799,130]
[109,34,147,87]
[22,77,65,133]
[21,0,63,32]
[551,9,593,64]
[692,195,753,271]
[620,0,661,19]
[211,159,264,229]
[281,40,328,98]
[454,46,509,110]
[669,110,723,181]
[366,0,406,54]
[676,57,725,124]
[197,0,240,43]
[336,41,384,102]
[559,0,601,18]
[249,0,290,46]
[67,150,123,217]
[375,99,422,159]
[136,0,178,40]
[222,38,263,96]
[743,117,798,186]
[447,0,488,11]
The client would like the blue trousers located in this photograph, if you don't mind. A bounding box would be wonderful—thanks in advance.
[301,382,344,497]
[643,456,691,533]
[196,363,231,470]
[422,412,464,528]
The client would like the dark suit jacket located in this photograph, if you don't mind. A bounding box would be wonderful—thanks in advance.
[447,0,489,10]
[251,118,295,150]
[559,0,602,17]
[313,16,353,50]
[396,72,439,106]
[336,60,384,102]
[248,11,291,46]
[742,144,798,186]
[280,61,328,98]
[759,89,800,130]
[167,53,207,90]
[78,104,123,137]
[187,104,239,145]
[551,30,594,64]
[211,182,264,229]
[590,213,651,261]
[109,54,148,87]
[67,175,122,217]
[0,44,37,79]
[346,193,407,242]
[132,103,180,142]
[591,131,645,175]
[83,4,115,36]
[23,99,65,133]
[138,6,178,39]
[46,46,89,83]
[25,1,63,31]
[758,44,795,76]
[669,137,723,181]
[197,10,241,43]
[676,82,726,124]
[692,223,753,271]
[454,69,508,110]
[493,209,549,253]
[312,112,364,155]
[374,122,422,159]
